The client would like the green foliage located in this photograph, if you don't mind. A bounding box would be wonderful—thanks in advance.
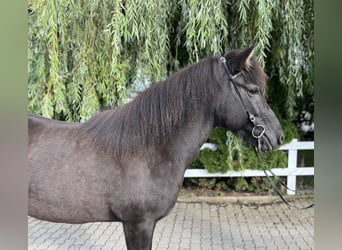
[234,176,278,193]
[187,127,289,192]
[179,0,228,62]
[29,0,126,120]
[190,128,288,173]
[266,0,314,119]
[279,119,299,144]
[29,0,313,123]
[196,147,231,173]
[183,176,282,193]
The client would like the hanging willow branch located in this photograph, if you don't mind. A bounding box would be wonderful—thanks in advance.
[179,0,228,62]
[253,0,274,67]
[28,0,313,124]
[278,0,305,118]
[121,0,170,82]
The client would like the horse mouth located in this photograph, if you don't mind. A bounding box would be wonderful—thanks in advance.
[233,128,277,152]
[257,135,273,152]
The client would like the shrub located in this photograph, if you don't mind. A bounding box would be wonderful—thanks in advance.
[185,127,289,193]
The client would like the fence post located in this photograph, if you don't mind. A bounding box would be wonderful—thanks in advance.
[286,139,298,195]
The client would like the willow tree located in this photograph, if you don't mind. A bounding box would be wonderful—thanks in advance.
[28,0,313,170]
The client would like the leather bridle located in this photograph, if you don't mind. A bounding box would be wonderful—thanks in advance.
[219,56,266,143]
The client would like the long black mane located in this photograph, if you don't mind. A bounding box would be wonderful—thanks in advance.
[82,52,267,157]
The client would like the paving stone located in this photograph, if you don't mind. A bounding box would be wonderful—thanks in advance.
[57,239,75,249]
[28,199,314,250]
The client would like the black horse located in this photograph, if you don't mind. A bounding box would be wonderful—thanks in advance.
[28,46,284,250]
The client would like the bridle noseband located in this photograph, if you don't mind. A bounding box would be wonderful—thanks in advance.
[219,57,265,142]
[219,56,313,210]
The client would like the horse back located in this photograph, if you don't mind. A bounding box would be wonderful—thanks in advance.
[28,113,79,146]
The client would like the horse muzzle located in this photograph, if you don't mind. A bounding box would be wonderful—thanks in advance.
[257,129,284,152]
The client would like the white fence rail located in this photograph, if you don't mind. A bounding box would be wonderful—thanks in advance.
[184,139,314,195]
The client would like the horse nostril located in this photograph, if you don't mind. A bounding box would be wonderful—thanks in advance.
[278,134,284,144]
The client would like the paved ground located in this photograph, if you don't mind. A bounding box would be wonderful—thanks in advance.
[28,197,314,250]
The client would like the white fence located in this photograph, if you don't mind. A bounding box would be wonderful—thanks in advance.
[184,139,314,195]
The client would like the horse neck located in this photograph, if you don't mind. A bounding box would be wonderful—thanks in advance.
[165,108,215,167]
[82,58,220,162]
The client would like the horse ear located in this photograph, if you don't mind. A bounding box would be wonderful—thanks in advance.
[241,45,256,70]
[224,45,256,73]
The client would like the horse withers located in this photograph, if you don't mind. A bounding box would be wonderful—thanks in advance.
[28,46,284,250]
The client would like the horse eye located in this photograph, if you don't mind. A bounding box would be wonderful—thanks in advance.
[248,87,260,95]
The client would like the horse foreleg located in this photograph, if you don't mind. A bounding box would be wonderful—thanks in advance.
[123,219,156,250]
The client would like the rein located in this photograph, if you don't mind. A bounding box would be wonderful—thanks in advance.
[219,57,314,210]
[255,151,314,209]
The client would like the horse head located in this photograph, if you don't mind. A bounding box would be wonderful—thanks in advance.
[214,45,284,152]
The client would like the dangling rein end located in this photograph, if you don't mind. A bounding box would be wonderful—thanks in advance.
[254,146,314,210]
